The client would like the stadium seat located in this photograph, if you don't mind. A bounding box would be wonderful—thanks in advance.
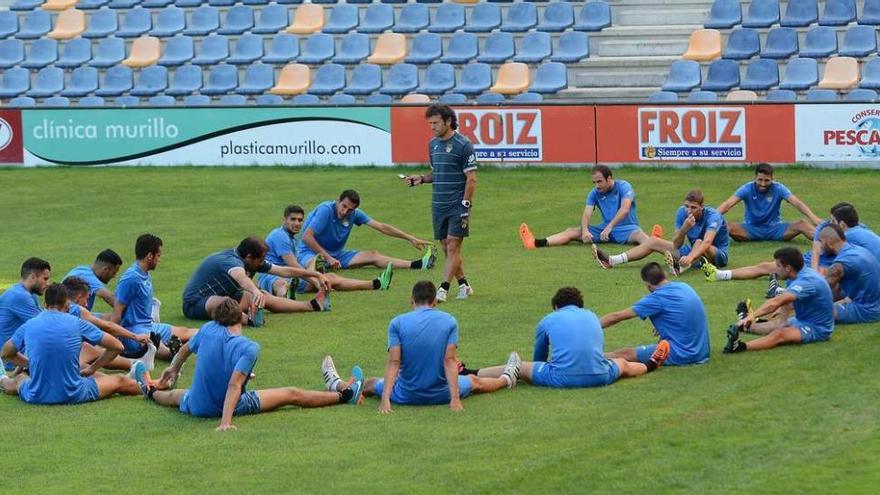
[846,88,878,101]
[333,32,370,64]
[682,29,722,61]
[227,33,263,64]
[478,32,515,63]
[839,25,877,57]
[648,90,678,102]
[661,59,701,91]
[130,64,168,96]
[452,63,491,95]
[270,63,310,95]
[429,3,464,33]
[44,96,70,106]
[95,65,133,96]
[90,36,125,67]
[395,3,429,33]
[860,58,880,88]
[818,56,858,89]
[382,0,408,5]
[800,26,837,58]
[381,63,419,95]
[184,6,220,36]
[490,62,529,94]
[193,34,229,65]
[701,59,740,91]
[10,0,43,11]
[475,91,503,104]
[0,12,18,39]
[781,0,818,27]
[779,57,819,89]
[551,31,589,63]
[308,63,345,95]
[108,0,140,9]
[219,6,254,35]
[765,88,797,101]
[344,62,381,94]
[201,63,237,95]
[686,90,718,102]
[147,94,175,106]
[84,8,117,38]
[49,9,85,40]
[328,93,356,104]
[513,91,543,103]
[819,0,855,26]
[761,27,798,59]
[61,66,99,96]
[805,88,838,100]
[57,38,91,67]
[417,62,454,94]
[209,0,236,7]
[43,0,77,11]
[299,33,334,64]
[7,96,36,107]
[323,4,357,34]
[236,62,274,94]
[27,66,64,97]
[219,94,247,105]
[740,58,779,90]
[465,3,501,33]
[165,64,202,95]
[175,0,202,7]
[22,38,57,69]
[253,4,288,34]
[183,94,211,105]
[122,36,160,68]
[291,93,319,104]
[726,89,757,101]
[514,31,551,63]
[406,32,442,64]
[17,10,51,39]
[0,39,24,68]
[158,35,193,66]
[441,32,478,63]
[276,0,304,4]
[150,6,185,37]
[574,1,611,31]
[722,28,760,60]
[704,0,741,28]
[860,0,880,24]
[264,33,299,64]
[359,4,394,33]
[255,94,284,105]
[501,2,537,32]
[143,0,172,8]
[538,2,574,32]
[78,95,105,106]
[743,0,780,28]
[117,7,151,38]
[530,61,566,93]
[439,92,466,104]
[367,32,406,64]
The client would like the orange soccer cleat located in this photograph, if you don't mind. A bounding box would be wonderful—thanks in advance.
[519,223,536,250]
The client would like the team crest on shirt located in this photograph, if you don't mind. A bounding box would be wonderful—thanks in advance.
[342,220,350,227]
[446,143,453,153]
[467,153,476,164]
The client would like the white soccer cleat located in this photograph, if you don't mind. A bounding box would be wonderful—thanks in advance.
[136,343,157,372]
[321,355,342,391]
[502,351,521,388]
[456,284,474,300]
[436,287,448,303]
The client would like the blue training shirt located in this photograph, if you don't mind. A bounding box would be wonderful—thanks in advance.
[296,200,372,255]
[786,267,835,334]
[63,265,106,311]
[844,226,880,264]
[387,307,459,405]
[734,181,792,226]
[115,263,155,335]
[264,225,297,266]
[585,179,639,229]
[632,282,710,365]
[675,205,730,250]
[182,249,272,302]
[833,243,880,316]
[0,283,42,371]
[533,305,609,376]
[428,132,477,213]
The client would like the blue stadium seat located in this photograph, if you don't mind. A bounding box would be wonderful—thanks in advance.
[0,11,19,39]
[237,62,274,94]
[765,88,797,101]
[551,31,589,63]
[819,0,855,26]
[57,38,92,68]
[219,6,254,35]
[299,33,335,64]
[148,95,176,106]
[478,32,514,63]
[686,90,718,102]
[0,39,24,69]
[429,3,465,33]
[193,34,229,65]
[17,10,51,39]
[276,0,303,4]
[114,95,141,106]
[530,61,567,93]
[151,6,185,37]
[84,8,118,38]
[417,62,454,95]
[90,37,125,67]
[61,66,99,96]
[513,91,543,103]
[439,92,466,104]
[381,63,419,95]
[441,32,478,63]
[648,90,679,102]
[359,4,394,33]
[22,38,57,69]
[166,64,203,95]
[184,6,220,36]
[117,7,151,38]
[309,63,345,95]
[701,59,740,91]
[761,27,798,58]
[109,0,141,9]
[395,3,429,33]
[800,26,837,58]
[291,93,319,104]
[95,65,133,96]
[201,63,237,95]
[382,0,407,4]
[501,2,537,32]
[159,35,194,66]
[839,25,877,57]
[324,4,358,34]
[256,94,284,105]
[183,94,211,105]
[538,2,574,32]
[575,1,612,31]
[27,67,63,97]
[228,33,263,64]
[805,88,838,100]
[344,63,382,95]
[406,32,442,64]
[219,94,247,105]
[476,91,504,104]
[779,57,818,89]
[333,32,370,64]
[79,95,106,106]
[264,33,300,64]
[44,96,70,106]
[722,28,760,59]
[453,62,491,95]
[846,88,878,101]
[328,93,356,104]
[175,0,201,7]
[465,3,501,33]
[209,0,236,7]
[704,0,741,28]
[514,31,551,63]
[860,0,880,24]
[743,0,780,28]
[860,58,880,88]
[662,59,701,91]
[143,0,173,7]
[253,4,288,34]
[10,0,43,11]
[781,0,818,27]
[130,65,168,96]
[740,58,778,90]
[7,96,36,107]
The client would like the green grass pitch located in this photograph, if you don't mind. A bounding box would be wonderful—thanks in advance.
[1,165,879,493]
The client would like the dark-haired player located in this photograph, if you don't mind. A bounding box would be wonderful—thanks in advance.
[816,224,880,324]
[63,248,123,311]
[0,258,50,373]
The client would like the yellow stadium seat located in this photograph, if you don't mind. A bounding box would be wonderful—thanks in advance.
[43,0,77,11]
[366,33,407,65]
[48,9,85,40]
[401,93,431,103]
[287,4,324,35]
[490,62,530,95]
[819,57,859,89]
[725,89,757,101]
[122,36,160,68]
[682,29,722,62]
[270,63,310,95]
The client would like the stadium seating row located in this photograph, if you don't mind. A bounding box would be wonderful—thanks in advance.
[649,87,878,101]
[704,0,880,29]
[719,25,877,60]
[12,0,595,9]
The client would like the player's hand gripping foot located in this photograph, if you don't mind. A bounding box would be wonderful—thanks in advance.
[592,244,611,270]
[314,254,330,274]
[132,361,155,400]
[723,324,746,353]
[502,351,521,388]
[519,223,536,250]
[313,289,331,312]
[700,257,718,282]
[649,340,670,368]
[663,251,681,277]
[378,262,394,290]
[421,245,438,270]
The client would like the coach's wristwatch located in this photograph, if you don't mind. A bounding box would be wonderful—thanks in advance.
[461,199,472,208]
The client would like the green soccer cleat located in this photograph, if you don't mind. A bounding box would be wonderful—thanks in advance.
[421,244,438,270]
[700,257,718,282]
[378,262,394,290]
[314,254,329,274]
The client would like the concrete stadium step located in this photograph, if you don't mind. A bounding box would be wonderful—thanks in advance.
[570,67,670,87]
[590,25,696,57]
[557,86,659,103]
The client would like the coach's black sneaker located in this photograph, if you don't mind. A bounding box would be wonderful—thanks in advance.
[663,251,681,277]
[167,335,182,359]
[766,273,779,299]
[723,324,745,354]
[592,244,611,270]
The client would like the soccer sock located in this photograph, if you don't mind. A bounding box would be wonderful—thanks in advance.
[410,259,423,269]
[372,279,381,290]
[717,270,733,281]
[310,299,321,311]
[440,281,450,291]
[645,360,658,372]
[609,253,628,266]
[338,387,354,403]
[457,277,468,287]
[733,341,748,353]
[535,239,549,247]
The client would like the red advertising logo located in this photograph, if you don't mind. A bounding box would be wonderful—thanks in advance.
[0,109,23,164]
[456,109,542,161]
[638,107,746,160]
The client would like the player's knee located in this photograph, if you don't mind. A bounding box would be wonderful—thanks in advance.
[284,387,305,403]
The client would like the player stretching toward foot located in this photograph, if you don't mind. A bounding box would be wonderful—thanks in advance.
[63,248,123,311]
[0,258,50,373]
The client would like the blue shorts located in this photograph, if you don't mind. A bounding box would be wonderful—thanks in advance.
[258,273,308,295]
[802,250,836,269]
[433,206,470,241]
[679,244,728,268]
[741,222,790,241]
[152,322,173,345]
[787,317,832,343]
[635,343,708,366]
[530,360,620,388]
[297,249,360,269]
[835,301,880,324]
[179,389,262,417]
[19,376,99,405]
[373,376,473,405]
[588,224,641,245]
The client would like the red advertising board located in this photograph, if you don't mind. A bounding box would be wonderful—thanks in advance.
[0,109,23,164]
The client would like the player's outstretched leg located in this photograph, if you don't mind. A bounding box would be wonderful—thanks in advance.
[520,224,581,250]
[702,260,776,282]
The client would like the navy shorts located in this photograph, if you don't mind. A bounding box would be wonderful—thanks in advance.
[433,206,470,241]
[182,296,211,320]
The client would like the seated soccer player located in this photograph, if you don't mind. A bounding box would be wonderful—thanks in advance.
[725,247,834,353]
[63,248,123,311]
[257,204,394,299]
[134,297,364,431]
[600,263,710,366]
[817,224,880,324]
[594,189,730,275]
[0,283,140,404]
[717,163,822,242]
[339,281,517,413]
[476,287,669,389]
[519,165,654,250]
[0,258,50,373]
